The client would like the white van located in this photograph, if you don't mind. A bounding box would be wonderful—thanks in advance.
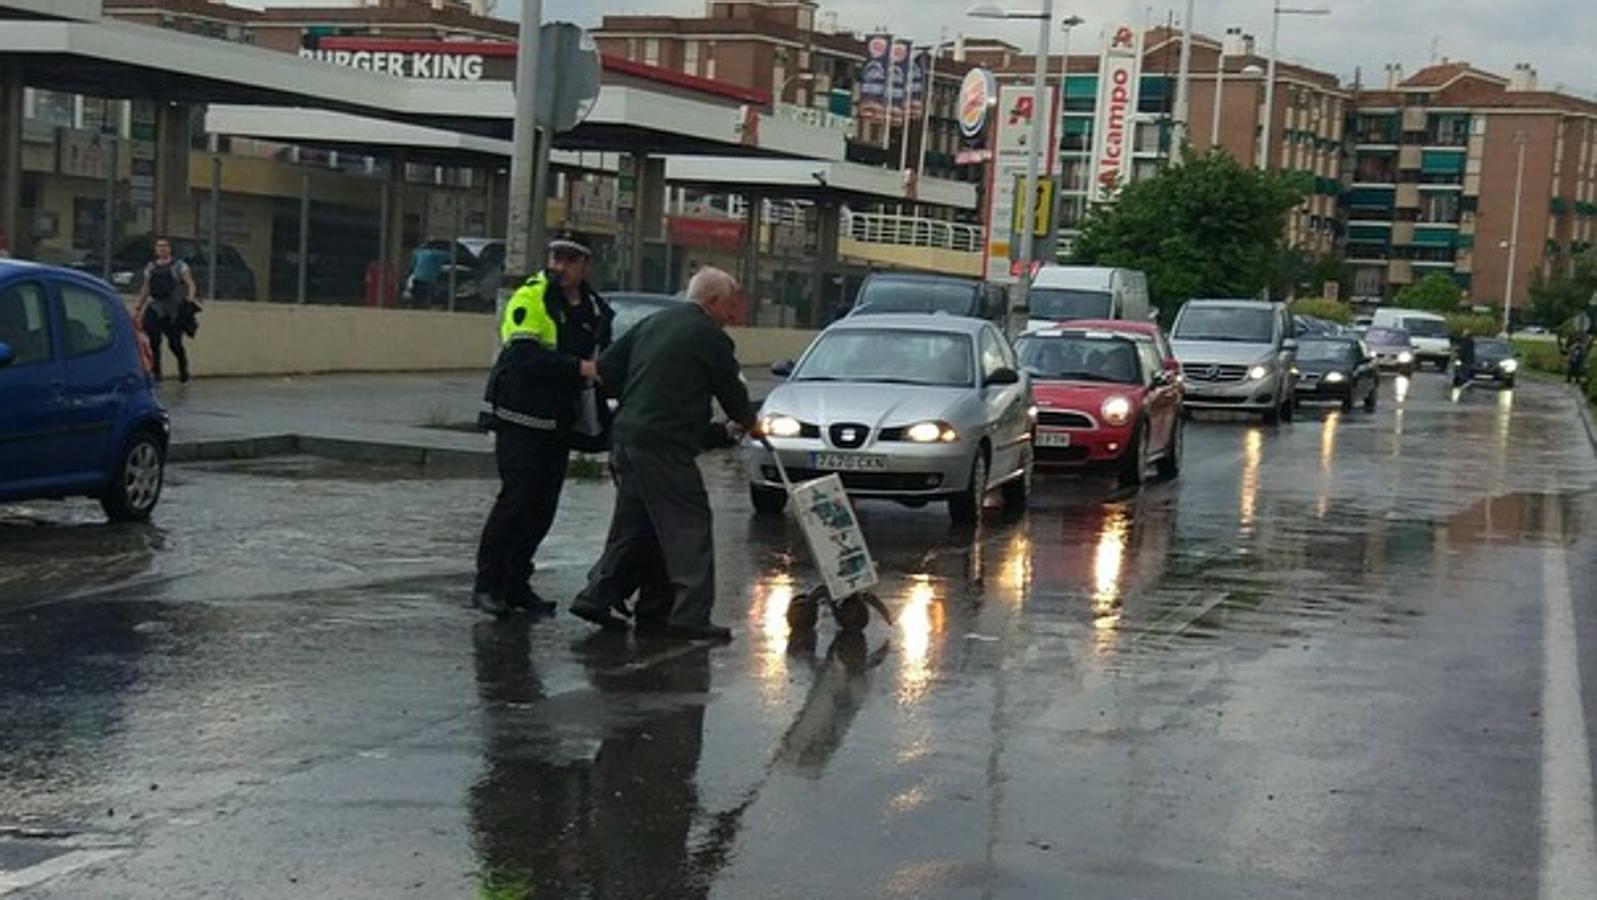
[1371,308,1451,370]
[1027,266,1151,331]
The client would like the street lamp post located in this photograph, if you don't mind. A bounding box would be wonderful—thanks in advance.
[969,1,1055,334]
[1052,15,1085,253]
[1503,130,1528,334]
[1259,4,1330,170]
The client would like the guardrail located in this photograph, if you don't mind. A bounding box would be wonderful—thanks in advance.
[841,210,984,254]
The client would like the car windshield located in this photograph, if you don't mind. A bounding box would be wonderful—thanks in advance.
[1173,306,1276,343]
[1474,339,1512,360]
[1366,327,1410,347]
[1029,288,1113,321]
[797,330,974,387]
[854,280,978,317]
[1297,340,1359,364]
[1016,336,1142,384]
[610,295,678,338]
[1403,317,1449,338]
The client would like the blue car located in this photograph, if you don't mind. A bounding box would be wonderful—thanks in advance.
[0,260,170,521]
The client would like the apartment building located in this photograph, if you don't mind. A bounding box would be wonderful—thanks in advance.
[1346,62,1597,306]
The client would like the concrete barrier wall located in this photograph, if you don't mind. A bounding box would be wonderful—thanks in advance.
[131,300,817,376]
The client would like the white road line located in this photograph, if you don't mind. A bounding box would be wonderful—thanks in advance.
[1541,541,1597,900]
[0,849,125,896]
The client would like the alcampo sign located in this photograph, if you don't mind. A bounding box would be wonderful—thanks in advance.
[1088,26,1143,203]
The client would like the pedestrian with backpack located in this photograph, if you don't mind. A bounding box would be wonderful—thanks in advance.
[133,237,199,383]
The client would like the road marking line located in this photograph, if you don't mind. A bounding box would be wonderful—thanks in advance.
[1541,542,1597,900]
[0,849,125,896]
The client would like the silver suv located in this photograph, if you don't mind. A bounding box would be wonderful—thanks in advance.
[1170,300,1298,425]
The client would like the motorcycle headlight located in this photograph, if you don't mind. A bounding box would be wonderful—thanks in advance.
[1248,365,1272,381]
[761,415,803,438]
[1101,396,1134,427]
[1324,371,1346,384]
[1500,359,1519,373]
[906,421,958,443]
[1397,351,1414,364]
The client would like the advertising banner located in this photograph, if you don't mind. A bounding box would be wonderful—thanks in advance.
[1088,25,1144,204]
[859,35,892,122]
[791,474,879,601]
[982,84,1059,284]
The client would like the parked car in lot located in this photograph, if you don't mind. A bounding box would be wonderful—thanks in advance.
[0,260,170,521]
[1016,326,1183,486]
[748,314,1033,524]
[847,272,1008,326]
[1364,326,1416,376]
[1170,299,1299,425]
[1372,309,1451,370]
[73,235,257,300]
[404,237,505,311]
[1294,336,1381,412]
[608,291,687,341]
[1453,336,1519,388]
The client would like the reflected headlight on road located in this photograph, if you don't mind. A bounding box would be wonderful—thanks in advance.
[1101,396,1134,426]
[761,415,803,438]
[1324,371,1346,384]
[1397,351,1414,364]
[906,421,958,443]
[1500,359,1520,373]
[1248,365,1272,381]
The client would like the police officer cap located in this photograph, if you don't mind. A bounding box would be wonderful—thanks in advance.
[548,230,594,259]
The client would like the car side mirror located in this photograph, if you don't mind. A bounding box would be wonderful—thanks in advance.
[1151,369,1173,387]
[770,359,795,379]
[1282,338,1299,352]
[986,367,1021,387]
[0,341,13,369]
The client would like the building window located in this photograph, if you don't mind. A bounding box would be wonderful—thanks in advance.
[683,41,700,75]
[643,38,660,67]
[706,42,718,80]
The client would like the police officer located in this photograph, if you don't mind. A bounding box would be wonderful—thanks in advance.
[474,230,613,617]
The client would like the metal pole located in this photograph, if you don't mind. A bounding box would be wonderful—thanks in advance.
[1260,5,1280,170]
[880,38,898,152]
[898,43,916,174]
[102,135,116,283]
[377,179,390,308]
[208,143,220,301]
[530,129,553,268]
[297,170,309,304]
[1051,19,1078,261]
[916,31,944,185]
[1211,44,1227,149]
[1013,0,1054,333]
[1504,131,1527,334]
[448,198,460,313]
[505,0,543,284]
[1175,0,1195,156]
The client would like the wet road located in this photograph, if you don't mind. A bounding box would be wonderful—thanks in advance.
[2,374,1595,898]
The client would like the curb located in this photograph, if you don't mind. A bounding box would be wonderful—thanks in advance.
[168,433,622,480]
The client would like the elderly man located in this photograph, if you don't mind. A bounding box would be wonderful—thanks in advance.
[570,266,757,642]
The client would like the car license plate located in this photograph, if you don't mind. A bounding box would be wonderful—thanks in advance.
[1036,431,1072,448]
[813,453,887,472]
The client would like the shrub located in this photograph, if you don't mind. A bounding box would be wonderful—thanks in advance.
[1290,298,1352,324]
[1512,338,1565,375]
[1445,314,1500,340]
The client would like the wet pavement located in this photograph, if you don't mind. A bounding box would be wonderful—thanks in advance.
[2,374,1596,898]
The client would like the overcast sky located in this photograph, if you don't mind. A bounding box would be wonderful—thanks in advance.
[486,0,1596,98]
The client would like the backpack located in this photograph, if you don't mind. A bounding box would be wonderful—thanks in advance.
[148,262,178,299]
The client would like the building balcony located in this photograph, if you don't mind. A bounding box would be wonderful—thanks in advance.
[1388,259,1414,285]
[1393,221,1416,244]
[1397,183,1421,208]
[1399,145,1423,169]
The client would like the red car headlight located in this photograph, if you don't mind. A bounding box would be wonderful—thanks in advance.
[1101,395,1134,427]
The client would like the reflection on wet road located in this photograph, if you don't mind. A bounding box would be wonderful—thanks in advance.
[3,376,1596,898]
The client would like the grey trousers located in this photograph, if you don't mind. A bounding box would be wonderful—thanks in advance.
[580,443,717,627]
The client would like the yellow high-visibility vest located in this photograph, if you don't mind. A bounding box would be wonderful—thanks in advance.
[499,272,559,347]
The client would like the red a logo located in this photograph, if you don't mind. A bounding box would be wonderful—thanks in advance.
[1008,96,1034,126]
[1112,26,1135,49]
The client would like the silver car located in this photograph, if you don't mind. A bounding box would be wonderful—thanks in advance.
[746,314,1035,525]
[1171,299,1299,425]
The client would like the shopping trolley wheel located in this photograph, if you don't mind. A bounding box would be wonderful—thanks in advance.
[786,591,820,631]
[833,595,870,633]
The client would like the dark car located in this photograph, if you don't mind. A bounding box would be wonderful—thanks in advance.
[0,260,170,521]
[1294,336,1380,412]
[847,273,1007,326]
[73,235,257,301]
[1452,336,1519,388]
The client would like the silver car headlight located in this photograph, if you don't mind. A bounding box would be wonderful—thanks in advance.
[1397,351,1414,364]
[1101,396,1133,427]
[1248,364,1272,381]
[1324,371,1346,384]
[761,414,803,438]
[1500,359,1519,373]
[905,420,958,443]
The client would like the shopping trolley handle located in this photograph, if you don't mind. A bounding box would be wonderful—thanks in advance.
[755,433,796,492]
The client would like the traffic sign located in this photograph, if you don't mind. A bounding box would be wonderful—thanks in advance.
[525,23,600,134]
[1011,175,1055,240]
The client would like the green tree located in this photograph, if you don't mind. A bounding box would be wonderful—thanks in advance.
[1393,272,1463,313]
[1527,250,1597,328]
[1071,149,1307,317]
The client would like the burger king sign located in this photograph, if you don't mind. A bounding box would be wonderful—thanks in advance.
[958,68,997,139]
